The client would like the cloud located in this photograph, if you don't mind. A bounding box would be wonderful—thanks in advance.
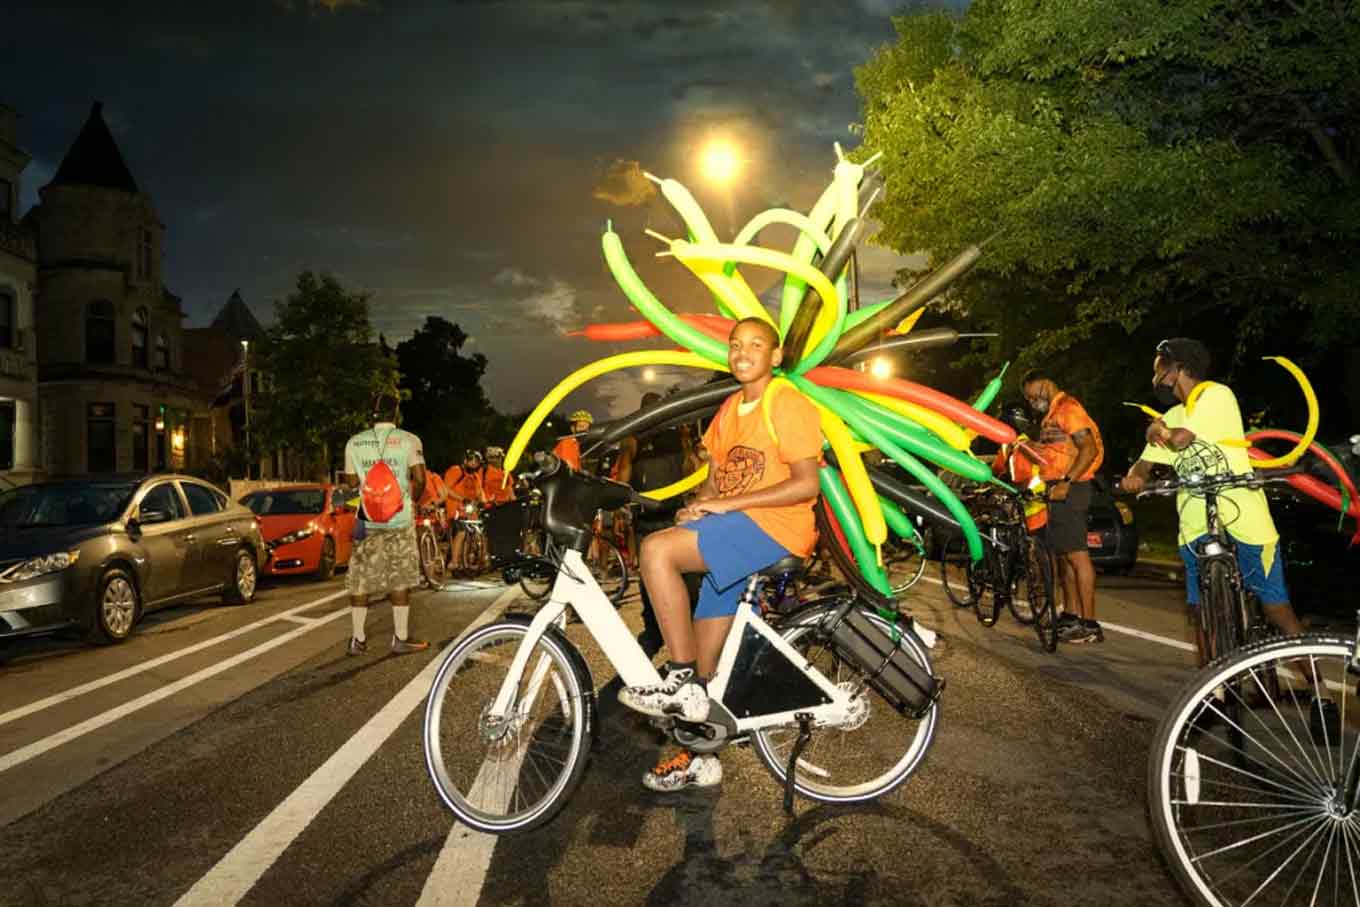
[492,267,541,288]
[592,159,657,207]
[518,279,581,334]
[812,71,838,90]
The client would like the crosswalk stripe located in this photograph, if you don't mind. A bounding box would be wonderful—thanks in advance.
[173,584,521,907]
[0,590,348,729]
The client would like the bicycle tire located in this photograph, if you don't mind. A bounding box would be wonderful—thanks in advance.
[884,537,928,596]
[939,534,976,608]
[1204,559,1246,662]
[588,534,630,605]
[751,602,939,803]
[1147,633,1359,907]
[418,526,446,586]
[1020,536,1059,652]
[814,496,892,604]
[423,615,593,835]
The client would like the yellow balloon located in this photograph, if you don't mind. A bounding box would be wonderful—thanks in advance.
[503,350,728,473]
[889,308,925,336]
[780,181,841,335]
[856,391,973,451]
[811,401,887,546]
[680,252,772,325]
[1249,356,1320,468]
[659,177,764,320]
[642,464,709,501]
[675,241,838,341]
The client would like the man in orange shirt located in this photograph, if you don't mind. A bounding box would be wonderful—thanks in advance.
[1021,369,1105,644]
[418,468,450,517]
[619,317,822,792]
[481,446,515,505]
[552,410,593,472]
[445,450,488,573]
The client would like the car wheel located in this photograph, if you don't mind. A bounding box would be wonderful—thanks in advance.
[316,537,337,580]
[87,567,140,644]
[224,548,259,604]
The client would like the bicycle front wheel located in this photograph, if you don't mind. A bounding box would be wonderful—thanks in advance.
[752,603,939,804]
[1148,634,1360,907]
[1018,536,1059,652]
[939,534,976,608]
[418,526,446,586]
[423,616,593,835]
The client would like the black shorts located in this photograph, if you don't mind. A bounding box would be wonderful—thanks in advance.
[1047,480,1092,555]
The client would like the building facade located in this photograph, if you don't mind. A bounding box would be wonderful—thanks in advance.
[0,104,40,487]
[28,102,212,477]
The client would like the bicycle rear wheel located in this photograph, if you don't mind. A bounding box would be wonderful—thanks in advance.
[588,534,630,605]
[751,603,938,803]
[1148,634,1360,907]
[1019,536,1059,652]
[884,536,928,596]
[423,615,593,835]
[939,534,976,608]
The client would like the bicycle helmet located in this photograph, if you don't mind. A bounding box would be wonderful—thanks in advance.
[485,446,505,459]
[464,449,483,463]
[569,409,594,426]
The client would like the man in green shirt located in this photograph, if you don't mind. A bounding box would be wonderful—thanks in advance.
[1119,338,1304,665]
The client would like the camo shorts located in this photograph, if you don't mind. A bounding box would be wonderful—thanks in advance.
[346,523,421,598]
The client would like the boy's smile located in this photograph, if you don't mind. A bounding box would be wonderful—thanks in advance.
[727,320,782,388]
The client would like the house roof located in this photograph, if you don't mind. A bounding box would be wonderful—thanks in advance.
[210,290,266,342]
[49,101,140,194]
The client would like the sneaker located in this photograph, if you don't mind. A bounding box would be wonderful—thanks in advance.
[642,750,722,792]
[618,664,710,722]
[390,635,430,654]
[1061,620,1104,644]
[346,637,367,657]
[1057,612,1080,627]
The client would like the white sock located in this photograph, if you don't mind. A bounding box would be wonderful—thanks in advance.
[350,606,368,643]
[393,605,410,641]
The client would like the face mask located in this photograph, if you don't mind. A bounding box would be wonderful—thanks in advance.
[1153,371,1179,407]
[1029,397,1049,416]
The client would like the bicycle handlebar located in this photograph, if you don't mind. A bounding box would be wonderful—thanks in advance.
[517,450,665,512]
[1130,464,1308,498]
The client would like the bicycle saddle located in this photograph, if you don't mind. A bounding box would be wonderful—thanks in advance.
[757,555,805,579]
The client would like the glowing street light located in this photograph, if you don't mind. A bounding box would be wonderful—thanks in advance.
[642,367,657,383]
[699,139,741,187]
[870,357,893,380]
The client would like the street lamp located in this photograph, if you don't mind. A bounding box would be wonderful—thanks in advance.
[241,340,251,478]
[870,357,893,380]
[642,367,657,383]
[699,139,741,187]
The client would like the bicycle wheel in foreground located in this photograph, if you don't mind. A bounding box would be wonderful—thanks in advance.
[751,603,939,804]
[1148,634,1360,907]
[424,616,593,834]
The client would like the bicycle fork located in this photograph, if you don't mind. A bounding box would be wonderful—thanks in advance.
[1344,614,1360,812]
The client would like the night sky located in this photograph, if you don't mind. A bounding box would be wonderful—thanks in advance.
[2,0,959,417]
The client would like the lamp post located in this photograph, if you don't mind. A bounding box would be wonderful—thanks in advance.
[241,339,251,478]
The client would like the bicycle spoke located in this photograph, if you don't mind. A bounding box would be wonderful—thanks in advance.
[1177,748,1321,804]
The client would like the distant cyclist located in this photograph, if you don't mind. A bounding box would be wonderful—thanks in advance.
[445,450,488,574]
[482,446,515,506]
[553,410,593,472]
[1118,337,1305,665]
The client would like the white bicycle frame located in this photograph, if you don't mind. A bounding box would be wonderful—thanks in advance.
[487,548,856,732]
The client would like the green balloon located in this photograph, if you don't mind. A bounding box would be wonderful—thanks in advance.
[971,361,1010,412]
[878,495,923,547]
[819,466,893,596]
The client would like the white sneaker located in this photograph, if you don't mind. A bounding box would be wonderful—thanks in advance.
[642,751,722,792]
[618,664,710,722]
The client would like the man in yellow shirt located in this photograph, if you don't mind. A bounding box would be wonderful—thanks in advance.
[1119,338,1304,665]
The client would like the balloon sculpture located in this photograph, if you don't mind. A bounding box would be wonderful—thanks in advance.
[504,145,1021,599]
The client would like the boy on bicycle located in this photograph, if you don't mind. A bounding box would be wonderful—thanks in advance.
[618,317,822,792]
[1118,338,1305,665]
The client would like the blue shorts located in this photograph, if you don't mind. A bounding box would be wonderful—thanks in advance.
[685,512,791,620]
[1180,535,1289,607]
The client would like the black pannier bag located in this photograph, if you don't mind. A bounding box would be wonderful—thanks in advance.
[483,500,530,561]
[820,602,943,718]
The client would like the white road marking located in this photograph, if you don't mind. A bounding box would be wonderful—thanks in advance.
[173,584,522,907]
[916,572,1195,652]
[279,614,319,626]
[0,607,350,775]
[0,590,348,729]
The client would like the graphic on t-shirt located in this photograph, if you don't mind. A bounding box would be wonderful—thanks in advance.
[716,445,765,496]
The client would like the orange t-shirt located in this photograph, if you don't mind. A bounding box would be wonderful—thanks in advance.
[419,471,448,510]
[1038,392,1103,481]
[482,465,514,504]
[553,437,582,471]
[701,383,822,557]
[444,466,487,504]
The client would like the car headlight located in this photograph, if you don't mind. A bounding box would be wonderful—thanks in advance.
[1114,502,1134,525]
[6,550,81,582]
[273,527,316,547]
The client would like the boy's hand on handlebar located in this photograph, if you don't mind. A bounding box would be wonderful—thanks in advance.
[1118,473,1145,494]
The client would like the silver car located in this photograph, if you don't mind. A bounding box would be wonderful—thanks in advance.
[0,474,266,644]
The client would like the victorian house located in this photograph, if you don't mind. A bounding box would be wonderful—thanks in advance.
[0,105,40,486]
[27,102,213,476]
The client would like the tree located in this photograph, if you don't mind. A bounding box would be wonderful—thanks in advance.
[856,1,1360,455]
[395,316,496,470]
[251,272,399,478]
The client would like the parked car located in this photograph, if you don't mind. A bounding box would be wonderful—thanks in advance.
[240,484,355,580]
[0,474,265,644]
[1086,474,1139,572]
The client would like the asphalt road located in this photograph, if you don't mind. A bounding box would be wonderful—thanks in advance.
[0,563,1233,906]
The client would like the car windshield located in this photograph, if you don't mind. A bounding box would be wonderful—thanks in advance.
[0,482,140,527]
[242,489,326,515]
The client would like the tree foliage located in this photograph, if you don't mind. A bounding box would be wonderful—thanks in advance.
[251,272,399,478]
[856,0,1360,456]
[394,316,498,470]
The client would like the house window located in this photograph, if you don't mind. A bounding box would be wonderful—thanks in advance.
[131,307,148,368]
[0,289,13,350]
[86,300,116,364]
[87,402,116,473]
[154,332,169,371]
[132,404,150,472]
[0,178,11,220]
[139,228,153,282]
[0,402,14,470]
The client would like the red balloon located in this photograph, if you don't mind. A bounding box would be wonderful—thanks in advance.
[804,366,1016,444]
[571,314,736,345]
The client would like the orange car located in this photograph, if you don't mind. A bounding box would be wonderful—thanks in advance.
[240,484,356,579]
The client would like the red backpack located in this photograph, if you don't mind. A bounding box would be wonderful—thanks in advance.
[360,428,405,523]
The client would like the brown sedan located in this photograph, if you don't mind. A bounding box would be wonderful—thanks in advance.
[0,474,266,644]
